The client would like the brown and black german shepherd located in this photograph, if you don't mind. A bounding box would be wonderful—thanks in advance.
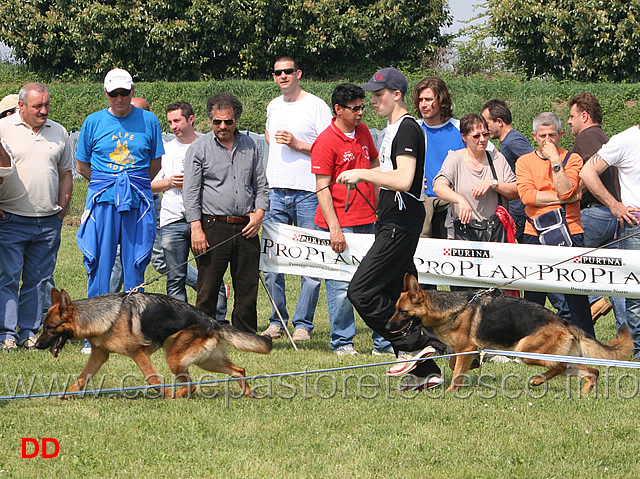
[388,274,632,393]
[35,288,272,399]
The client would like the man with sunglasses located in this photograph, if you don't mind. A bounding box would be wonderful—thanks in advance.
[183,92,269,333]
[310,83,391,356]
[76,68,164,298]
[261,56,332,341]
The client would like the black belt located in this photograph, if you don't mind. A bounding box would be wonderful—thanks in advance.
[205,214,250,224]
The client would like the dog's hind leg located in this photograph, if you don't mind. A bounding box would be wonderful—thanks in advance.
[198,358,254,398]
[562,364,600,394]
[526,362,567,387]
[65,347,109,398]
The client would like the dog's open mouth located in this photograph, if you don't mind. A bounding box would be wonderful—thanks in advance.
[50,335,69,358]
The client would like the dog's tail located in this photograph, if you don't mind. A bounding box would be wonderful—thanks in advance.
[577,324,633,361]
[220,326,273,354]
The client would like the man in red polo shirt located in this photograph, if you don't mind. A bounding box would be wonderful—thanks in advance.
[311,83,391,356]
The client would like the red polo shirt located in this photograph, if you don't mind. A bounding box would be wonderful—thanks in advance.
[311,119,378,228]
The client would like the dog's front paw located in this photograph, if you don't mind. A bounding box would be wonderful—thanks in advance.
[529,375,546,387]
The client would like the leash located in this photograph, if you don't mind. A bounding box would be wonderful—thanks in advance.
[126,181,338,294]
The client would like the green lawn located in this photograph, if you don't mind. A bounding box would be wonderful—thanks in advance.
[1,226,639,478]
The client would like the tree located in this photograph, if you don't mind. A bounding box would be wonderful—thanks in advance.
[486,0,640,82]
[0,0,452,80]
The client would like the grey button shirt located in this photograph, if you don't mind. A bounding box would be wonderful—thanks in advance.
[183,130,269,223]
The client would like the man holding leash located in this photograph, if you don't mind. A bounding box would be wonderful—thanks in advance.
[580,125,640,359]
[337,68,445,391]
[183,92,269,334]
[311,82,392,356]
[0,83,73,351]
[76,68,164,298]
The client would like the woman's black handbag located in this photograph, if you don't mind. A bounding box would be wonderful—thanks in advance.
[453,215,506,242]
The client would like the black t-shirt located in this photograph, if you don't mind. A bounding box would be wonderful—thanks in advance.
[377,116,426,234]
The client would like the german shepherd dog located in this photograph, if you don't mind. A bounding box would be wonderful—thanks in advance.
[388,274,632,393]
[35,288,272,399]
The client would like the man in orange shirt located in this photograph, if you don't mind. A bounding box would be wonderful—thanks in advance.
[516,112,594,337]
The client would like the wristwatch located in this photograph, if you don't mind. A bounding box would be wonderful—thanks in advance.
[551,163,562,172]
[491,179,498,189]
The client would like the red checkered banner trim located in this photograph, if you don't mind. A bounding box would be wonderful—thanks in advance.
[259,223,640,297]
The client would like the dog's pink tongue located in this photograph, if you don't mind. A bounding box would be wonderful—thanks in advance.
[50,341,59,358]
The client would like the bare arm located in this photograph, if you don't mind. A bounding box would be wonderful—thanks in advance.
[433,177,472,224]
[272,129,312,156]
[316,174,346,253]
[149,157,162,181]
[76,159,92,181]
[190,220,209,255]
[337,154,416,192]
[580,154,640,226]
[57,170,73,219]
[0,141,10,167]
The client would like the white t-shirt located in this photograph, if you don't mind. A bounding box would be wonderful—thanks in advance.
[154,138,191,227]
[265,92,332,192]
[597,125,640,209]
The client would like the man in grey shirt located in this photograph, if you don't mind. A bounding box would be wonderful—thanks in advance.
[183,92,269,333]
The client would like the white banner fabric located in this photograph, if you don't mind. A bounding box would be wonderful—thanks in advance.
[259,223,640,298]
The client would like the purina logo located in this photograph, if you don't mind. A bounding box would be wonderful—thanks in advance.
[291,233,331,247]
[574,255,623,267]
[443,248,490,258]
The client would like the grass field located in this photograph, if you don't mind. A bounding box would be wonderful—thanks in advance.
[1,227,640,478]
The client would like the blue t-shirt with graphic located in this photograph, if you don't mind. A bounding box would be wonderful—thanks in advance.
[76,106,164,175]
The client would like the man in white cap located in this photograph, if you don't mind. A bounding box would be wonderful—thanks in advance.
[76,68,164,299]
[337,67,445,391]
[0,83,73,351]
[0,94,18,119]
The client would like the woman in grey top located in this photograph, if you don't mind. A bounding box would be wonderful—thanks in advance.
[433,113,518,239]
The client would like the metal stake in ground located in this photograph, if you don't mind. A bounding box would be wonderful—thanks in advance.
[259,273,298,351]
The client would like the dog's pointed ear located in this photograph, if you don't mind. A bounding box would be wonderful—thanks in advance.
[51,288,61,304]
[60,289,72,309]
[405,274,422,299]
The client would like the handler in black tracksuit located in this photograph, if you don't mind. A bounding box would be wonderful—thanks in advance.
[337,68,444,389]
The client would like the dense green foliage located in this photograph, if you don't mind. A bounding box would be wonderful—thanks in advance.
[0,0,451,81]
[1,72,639,142]
[486,0,640,82]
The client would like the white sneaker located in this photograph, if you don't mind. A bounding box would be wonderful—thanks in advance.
[18,337,37,350]
[335,345,358,357]
[387,346,437,376]
[0,338,17,352]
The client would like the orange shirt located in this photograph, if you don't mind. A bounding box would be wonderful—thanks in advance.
[516,148,583,236]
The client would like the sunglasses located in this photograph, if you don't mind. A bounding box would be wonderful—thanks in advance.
[470,132,490,140]
[212,119,235,126]
[107,89,132,98]
[340,104,366,113]
[273,68,296,76]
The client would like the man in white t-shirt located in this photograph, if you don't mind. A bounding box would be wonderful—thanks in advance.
[151,102,199,301]
[261,56,333,342]
[580,125,640,358]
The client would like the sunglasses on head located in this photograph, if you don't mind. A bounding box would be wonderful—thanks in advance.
[212,119,235,126]
[107,89,131,98]
[273,68,296,76]
[470,132,490,140]
[340,104,366,113]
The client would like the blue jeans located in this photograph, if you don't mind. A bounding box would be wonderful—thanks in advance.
[619,222,640,357]
[0,213,62,341]
[320,223,391,351]
[581,205,626,327]
[263,188,321,331]
[161,219,191,302]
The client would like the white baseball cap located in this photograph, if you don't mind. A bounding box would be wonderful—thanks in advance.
[104,68,134,93]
